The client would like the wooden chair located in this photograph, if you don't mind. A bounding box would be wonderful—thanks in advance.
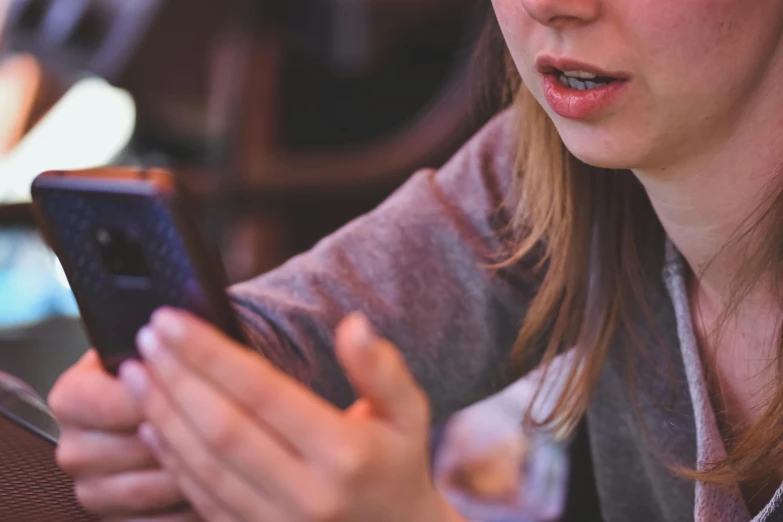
[202,0,495,279]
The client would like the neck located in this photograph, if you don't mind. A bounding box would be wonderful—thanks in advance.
[634,99,783,318]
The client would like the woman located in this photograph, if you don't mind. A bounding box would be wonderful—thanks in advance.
[49,0,783,520]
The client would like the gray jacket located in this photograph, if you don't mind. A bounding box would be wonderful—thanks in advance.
[230,110,742,522]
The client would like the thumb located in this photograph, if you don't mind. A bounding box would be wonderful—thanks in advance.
[335,314,430,432]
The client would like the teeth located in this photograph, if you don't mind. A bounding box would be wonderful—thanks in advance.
[570,77,589,90]
[560,74,605,91]
[563,70,597,79]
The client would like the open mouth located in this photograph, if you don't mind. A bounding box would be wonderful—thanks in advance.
[551,69,619,91]
[537,60,630,118]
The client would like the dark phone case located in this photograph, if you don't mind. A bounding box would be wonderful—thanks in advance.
[31,168,246,374]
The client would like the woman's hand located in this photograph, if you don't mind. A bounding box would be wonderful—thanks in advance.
[119,309,465,522]
[49,350,200,521]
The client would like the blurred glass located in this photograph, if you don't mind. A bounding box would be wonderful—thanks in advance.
[434,413,568,522]
[432,354,577,522]
[0,369,59,443]
[0,368,41,404]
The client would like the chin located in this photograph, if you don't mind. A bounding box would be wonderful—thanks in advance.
[567,148,637,170]
[556,128,647,171]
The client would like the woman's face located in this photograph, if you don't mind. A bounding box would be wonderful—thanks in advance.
[493,0,783,171]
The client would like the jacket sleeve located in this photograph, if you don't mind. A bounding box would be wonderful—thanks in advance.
[229,110,543,423]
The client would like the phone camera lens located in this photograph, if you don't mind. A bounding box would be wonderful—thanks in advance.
[96,227,112,246]
[94,226,151,278]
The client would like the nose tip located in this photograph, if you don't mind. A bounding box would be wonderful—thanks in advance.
[520,0,600,28]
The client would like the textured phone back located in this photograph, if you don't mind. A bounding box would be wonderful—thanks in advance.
[34,188,225,371]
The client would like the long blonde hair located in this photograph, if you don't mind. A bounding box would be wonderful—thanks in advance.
[492,14,783,485]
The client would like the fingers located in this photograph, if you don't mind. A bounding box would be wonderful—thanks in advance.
[134,387,291,522]
[119,357,309,506]
[144,419,337,522]
[141,309,347,456]
[57,429,158,477]
[116,310,439,522]
[140,423,243,522]
[335,314,429,433]
[50,351,192,519]
[74,468,186,517]
[49,349,143,432]
[160,470,239,522]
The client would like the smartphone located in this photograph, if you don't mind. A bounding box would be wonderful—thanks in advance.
[31,167,246,374]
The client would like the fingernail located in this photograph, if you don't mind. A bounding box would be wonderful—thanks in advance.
[350,314,375,350]
[138,422,167,454]
[152,308,186,342]
[136,326,161,359]
[118,361,149,400]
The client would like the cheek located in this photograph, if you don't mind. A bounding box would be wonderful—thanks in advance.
[491,0,525,53]
[490,0,540,83]
[625,0,778,87]
[491,0,783,168]
[490,0,521,29]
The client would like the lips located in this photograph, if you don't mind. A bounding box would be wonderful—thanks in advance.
[535,55,630,119]
[535,56,628,81]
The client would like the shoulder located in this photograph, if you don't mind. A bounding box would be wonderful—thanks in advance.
[420,107,521,224]
[436,107,520,191]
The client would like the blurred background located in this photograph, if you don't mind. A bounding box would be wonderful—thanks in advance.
[0,0,506,398]
[0,5,603,521]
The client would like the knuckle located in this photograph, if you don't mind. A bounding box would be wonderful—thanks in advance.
[55,437,86,477]
[144,392,167,423]
[329,436,370,481]
[378,349,410,387]
[201,414,239,453]
[93,395,133,427]
[49,365,140,430]
[380,347,406,375]
[145,390,178,429]
[186,447,230,497]
[73,481,105,513]
[127,472,180,509]
[388,345,407,367]
[252,378,281,408]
